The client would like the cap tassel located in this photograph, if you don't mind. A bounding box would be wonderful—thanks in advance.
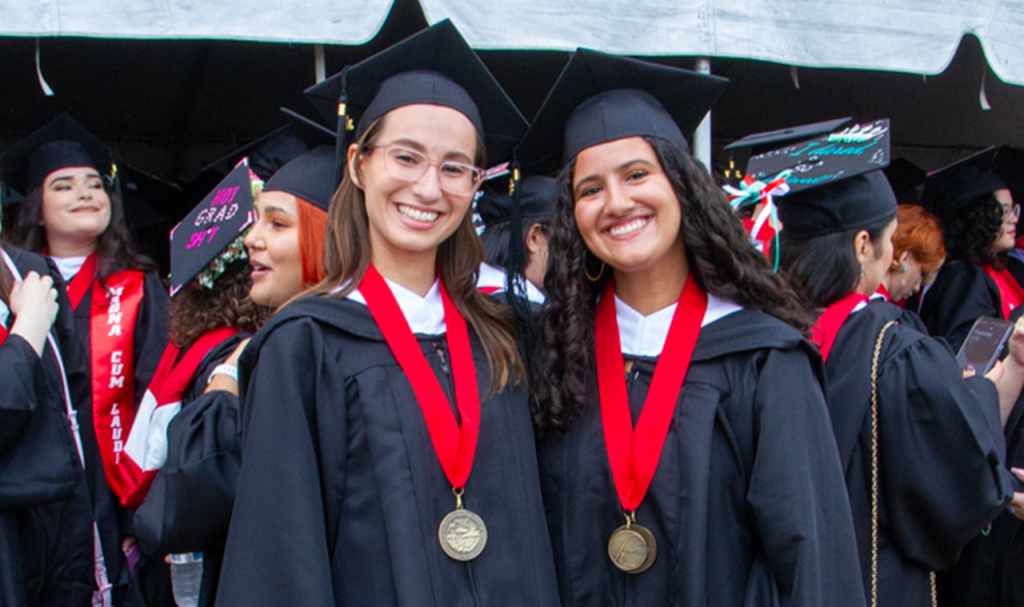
[334,90,349,189]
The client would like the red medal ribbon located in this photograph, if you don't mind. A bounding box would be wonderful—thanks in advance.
[359,265,480,489]
[90,270,146,497]
[983,264,1024,320]
[117,326,240,509]
[594,275,707,512]
[812,291,869,363]
[66,252,99,310]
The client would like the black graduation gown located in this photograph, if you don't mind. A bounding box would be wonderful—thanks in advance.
[0,247,95,607]
[133,334,248,607]
[215,296,561,607]
[62,270,169,601]
[824,301,1012,607]
[936,302,1024,607]
[1004,254,1024,292]
[918,261,1001,351]
[539,308,865,607]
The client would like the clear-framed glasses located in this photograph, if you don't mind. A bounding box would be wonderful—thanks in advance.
[373,143,483,196]
[1004,203,1021,222]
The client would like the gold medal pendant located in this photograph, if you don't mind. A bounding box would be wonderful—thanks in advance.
[438,488,487,561]
[608,511,657,573]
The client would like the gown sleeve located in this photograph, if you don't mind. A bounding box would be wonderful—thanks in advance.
[0,335,45,457]
[919,263,1000,351]
[134,341,241,554]
[215,319,339,607]
[744,346,866,607]
[133,272,170,405]
[878,333,1013,570]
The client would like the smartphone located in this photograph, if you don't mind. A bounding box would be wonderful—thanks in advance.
[956,317,1014,375]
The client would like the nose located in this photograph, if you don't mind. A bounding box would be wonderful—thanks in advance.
[604,178,636,215]
[410,164,444,202]
[244,223,264,250]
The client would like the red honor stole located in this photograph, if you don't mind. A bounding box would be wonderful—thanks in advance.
[117,326,240,509]
[982,264,1024,320]
[67,255,148,497]
[874,284,890,302]
[359,265,480,491]
[594,275,707,513]
[813,292,869,363]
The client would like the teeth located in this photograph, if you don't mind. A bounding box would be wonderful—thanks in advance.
[398,204,439,223]
[609,217,648,237]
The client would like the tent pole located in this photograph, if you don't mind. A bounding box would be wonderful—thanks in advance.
[694,57,712,173]
[315,44,326,83]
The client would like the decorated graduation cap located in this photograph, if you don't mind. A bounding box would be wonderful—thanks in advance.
[0,114,118,203]
[515,48,729,174]
[305,19,528,184]
[921,147,1004,218]
[722,117,851,185]
[169,161,258,297]
[477,174,557,227]
[883,158,927,205]
[771,119,895,239]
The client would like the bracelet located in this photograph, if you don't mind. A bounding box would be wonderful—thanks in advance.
[207,363,238,385]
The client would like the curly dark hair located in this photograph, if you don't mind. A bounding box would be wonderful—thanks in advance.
[531,136,813,437]
[938,193,1004,266]
[8,185,157,280]
[169,260,272,350]
[480,218,547,270]
[777,218,894,309]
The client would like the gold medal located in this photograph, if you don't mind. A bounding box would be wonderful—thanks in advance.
[607,511,656,573]
[438,488,487,561]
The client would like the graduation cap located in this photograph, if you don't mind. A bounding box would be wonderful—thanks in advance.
[305,19,528,183]
[0,114,118,203]
[991,146,1024,195]
[169,161,257,297]
[721,117,851,185]
[883,158,926,205]
[515,48,729,174]
[921,147,1004,218]
[772,120,896,239]
[746,119,891,194]
[263,145,338,212]
[477,174,557,227]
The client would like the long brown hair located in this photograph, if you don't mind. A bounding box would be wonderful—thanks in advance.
[9,185,157,279]
[307,114,523,391]
[0,254,11,306]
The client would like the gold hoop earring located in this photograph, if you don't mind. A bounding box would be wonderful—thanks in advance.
[584,250,606,282]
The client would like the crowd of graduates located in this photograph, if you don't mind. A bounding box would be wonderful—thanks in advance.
[3,18,1024,607]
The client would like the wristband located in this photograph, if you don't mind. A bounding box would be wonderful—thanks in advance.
[207,363,238,385]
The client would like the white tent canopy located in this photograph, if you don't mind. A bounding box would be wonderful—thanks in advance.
[5,0,1024,85]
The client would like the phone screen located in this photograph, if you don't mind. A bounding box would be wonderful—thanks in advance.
[956,317,1014,375]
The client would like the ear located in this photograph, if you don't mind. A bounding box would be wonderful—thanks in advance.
[525,222,546,254]
[899,250,913,265]
[346,143,364,188]
[853,229,873,267]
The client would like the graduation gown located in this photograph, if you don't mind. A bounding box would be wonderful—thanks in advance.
[539,308,865,607]
[62,269,169,601]
[133,334,248,607]
[918,261,1001,351]
[0,247,96,607]
[215,295,561,607]
[824,300,1012,607]
[1003,251,1024,292]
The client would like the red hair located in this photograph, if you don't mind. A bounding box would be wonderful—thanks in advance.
[296,199,328,288]
[893,205,945,273]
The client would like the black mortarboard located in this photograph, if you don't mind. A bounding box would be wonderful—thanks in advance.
[263,145,338,212]
[746,119,891,194]
[0,114,117,202]
[724,117,852,155]
[771,120,895,238]
[777,170,897,239]
[883,158,926,205]
[921,147,1004,217]
[201,126,302,182]
[169,162,256,296]
[991,146,1024,195]
[515,48,729,173]
[305,19,527,174]
[477,174,556,227]
[280,107,335,150]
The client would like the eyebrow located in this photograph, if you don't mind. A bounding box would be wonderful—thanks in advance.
[47,172,102,185]
[390,138,474,164]
[573,158,654,190]
[258,204,295,217]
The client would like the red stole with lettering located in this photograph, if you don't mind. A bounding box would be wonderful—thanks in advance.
[982,264,1024,320]
[68,259,147,498]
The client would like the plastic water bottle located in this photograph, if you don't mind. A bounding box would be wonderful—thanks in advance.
[169,552,203,607]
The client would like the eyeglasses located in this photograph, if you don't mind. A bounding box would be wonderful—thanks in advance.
[1004,203,1021,222]
[372,143,483,196]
